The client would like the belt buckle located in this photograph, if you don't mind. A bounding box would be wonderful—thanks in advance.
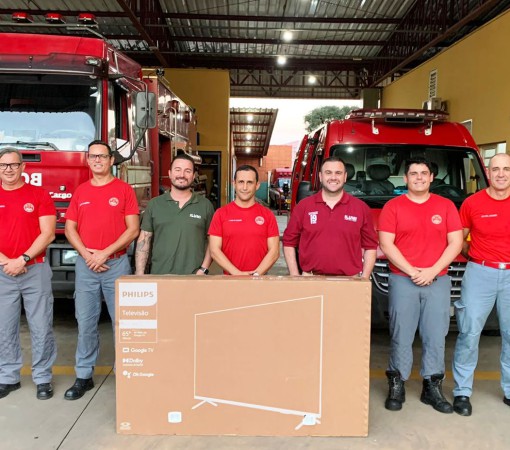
[499,262,507,270]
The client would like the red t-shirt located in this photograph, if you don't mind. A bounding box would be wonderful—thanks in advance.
[460,189,510,262]
[0,183,56,258]
[208,201,279,272]
[283,191,378,276]
[378,193,462,276]
[66,178,139,250]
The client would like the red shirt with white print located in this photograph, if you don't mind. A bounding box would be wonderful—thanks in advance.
[0,183,55,258]
[66,178,139,250]
[208,201,279,273]
[378,193,462,276]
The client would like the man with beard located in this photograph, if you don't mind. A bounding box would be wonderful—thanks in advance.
[135,153,214,275]
[283,156,377,278]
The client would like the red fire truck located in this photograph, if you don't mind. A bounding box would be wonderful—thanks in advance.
[291,109,496,327]
[0,31,198,296]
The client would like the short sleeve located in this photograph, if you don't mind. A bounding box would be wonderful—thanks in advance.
[208,208,223,237]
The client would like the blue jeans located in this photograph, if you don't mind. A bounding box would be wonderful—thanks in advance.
[453,262,510,397]
[0,262,56,384]
[74,254,131,379]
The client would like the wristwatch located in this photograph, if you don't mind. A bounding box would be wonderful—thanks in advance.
[199,266,209,275]
[22,254,31,263]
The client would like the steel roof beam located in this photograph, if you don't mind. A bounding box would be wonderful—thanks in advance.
[371,0,504,86]
[164,13,401,24]
[115,0,169,67]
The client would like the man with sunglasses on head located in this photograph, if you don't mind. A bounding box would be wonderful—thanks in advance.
[64,140,139,400]
[0,147,57,400]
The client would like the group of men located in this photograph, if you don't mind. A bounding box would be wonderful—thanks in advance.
[1,143,509,419]
[0,142,280,401]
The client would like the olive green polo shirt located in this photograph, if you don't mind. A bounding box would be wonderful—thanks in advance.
[141,192,214,274]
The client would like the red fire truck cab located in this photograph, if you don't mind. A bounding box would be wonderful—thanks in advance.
[291,109,492,327]
[0,31,197,296]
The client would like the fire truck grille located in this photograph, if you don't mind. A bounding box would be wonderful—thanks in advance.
[372,259,466,300]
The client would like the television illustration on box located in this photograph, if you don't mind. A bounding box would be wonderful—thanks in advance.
[192,296,324,430]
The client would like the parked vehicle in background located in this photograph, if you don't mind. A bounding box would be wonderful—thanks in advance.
[269,167,292,211]
[0,29,198,297]
[291,108,495,328]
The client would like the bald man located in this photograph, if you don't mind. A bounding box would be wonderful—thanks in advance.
[452,153,510,416]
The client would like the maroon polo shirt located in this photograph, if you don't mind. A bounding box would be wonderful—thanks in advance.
[283,191,378,276]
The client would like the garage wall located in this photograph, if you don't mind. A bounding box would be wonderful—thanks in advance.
[381,9,510,148]
[165,69,231,206]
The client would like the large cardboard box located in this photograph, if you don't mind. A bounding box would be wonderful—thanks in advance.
[115,276,371,436]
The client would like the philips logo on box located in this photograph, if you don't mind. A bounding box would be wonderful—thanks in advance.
[119,282,157,306]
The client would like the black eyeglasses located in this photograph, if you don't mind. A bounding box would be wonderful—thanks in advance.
[87,153,111,160]
[0,163,22,170]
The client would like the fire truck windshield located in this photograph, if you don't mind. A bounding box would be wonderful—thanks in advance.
[0,74,99,151]
[330,144,488,206]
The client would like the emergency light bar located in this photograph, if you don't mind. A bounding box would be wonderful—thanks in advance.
[347,109,449,123]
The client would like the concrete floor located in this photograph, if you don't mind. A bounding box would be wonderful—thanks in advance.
[4,212,510,449]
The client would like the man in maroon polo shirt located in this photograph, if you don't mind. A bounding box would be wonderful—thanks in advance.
[283,156,377,278]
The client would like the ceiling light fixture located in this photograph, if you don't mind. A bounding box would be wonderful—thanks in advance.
[282,30,293,42]
[246,114,254,122]
[277,55,287,66]
[246,134,252,141]
[308,75,317,84]
[246,147,251,153]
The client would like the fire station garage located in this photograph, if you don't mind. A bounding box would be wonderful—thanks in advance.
[2,1,510,449]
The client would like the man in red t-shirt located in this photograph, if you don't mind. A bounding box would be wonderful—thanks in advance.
[64,141,139,400]
[452,153,510,416]
[283,157,377,278]
[0,148,57,400]
[379,157,463,414]
[209,165,279,275]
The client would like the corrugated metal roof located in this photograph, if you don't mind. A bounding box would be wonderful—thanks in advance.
[231,108,278,158]
[1,0,509,98]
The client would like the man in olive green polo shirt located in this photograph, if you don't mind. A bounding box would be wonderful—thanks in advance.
[135,154,214,275]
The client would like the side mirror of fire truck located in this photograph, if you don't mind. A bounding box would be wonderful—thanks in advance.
[135,92,157,129]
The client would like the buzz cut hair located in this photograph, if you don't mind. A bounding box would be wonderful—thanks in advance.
[234,164,259,182]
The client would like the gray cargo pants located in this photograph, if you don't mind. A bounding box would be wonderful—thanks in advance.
[0,262,57,384]
[387,273,451,380]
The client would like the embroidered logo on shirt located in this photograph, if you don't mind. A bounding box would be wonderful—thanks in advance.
[190,213,202,219]
[24,203,35,213]
[481,214,498,218]
[344,215,358,222]
[431,214,442,225]
[79,201,90,207]
[109,197,119,207]
[228,219,242,222]
[255,216,265,225]
[309,211,318,224]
